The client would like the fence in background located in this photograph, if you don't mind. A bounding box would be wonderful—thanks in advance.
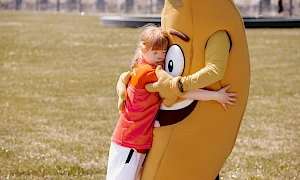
[0,0,299,17]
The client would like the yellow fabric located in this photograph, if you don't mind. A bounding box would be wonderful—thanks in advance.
[145,66,185,107]
[181,31,230,91]
[116,71,131,112]
[141,0,250,179]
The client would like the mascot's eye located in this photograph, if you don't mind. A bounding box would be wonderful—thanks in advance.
[165,45,185,77]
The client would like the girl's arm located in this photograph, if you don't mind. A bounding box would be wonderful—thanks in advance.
[180,85,237,111]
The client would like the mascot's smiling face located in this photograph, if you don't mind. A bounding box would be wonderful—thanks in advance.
[157,0,204,126]
[158,29,196,126]
[157,1,198,124]
[141,0,250,179]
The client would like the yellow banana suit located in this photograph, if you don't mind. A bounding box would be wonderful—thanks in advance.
[139,0,250,179]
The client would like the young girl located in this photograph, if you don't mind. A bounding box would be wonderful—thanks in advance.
[106,24,237,180]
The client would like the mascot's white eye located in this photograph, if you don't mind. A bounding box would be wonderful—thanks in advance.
[165,45,185,77]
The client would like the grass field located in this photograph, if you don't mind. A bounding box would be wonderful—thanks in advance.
[0,12,299,180]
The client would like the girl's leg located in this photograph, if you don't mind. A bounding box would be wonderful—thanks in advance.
[134,152,146,180]
[106,142,146,180]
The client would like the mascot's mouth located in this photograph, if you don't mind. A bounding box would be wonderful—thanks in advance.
[157,100,198,126]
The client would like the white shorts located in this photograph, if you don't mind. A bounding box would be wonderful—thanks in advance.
[106,142,146,180]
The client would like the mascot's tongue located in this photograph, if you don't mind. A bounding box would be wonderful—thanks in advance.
[157,100,198,126]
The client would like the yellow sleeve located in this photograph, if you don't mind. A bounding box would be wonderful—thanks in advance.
[181,30,230,91]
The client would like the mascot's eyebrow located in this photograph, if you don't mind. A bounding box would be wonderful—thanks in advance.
[169,29,190,42]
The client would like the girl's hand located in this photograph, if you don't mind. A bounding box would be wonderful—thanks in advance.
[216,85,238,111]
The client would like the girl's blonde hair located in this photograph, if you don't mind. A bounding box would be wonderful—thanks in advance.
[131,24,169,69]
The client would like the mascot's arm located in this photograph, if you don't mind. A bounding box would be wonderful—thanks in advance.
[181,30,230,91]
[145,31,230,107]
[116,71,131,112]
[181,85,237,111]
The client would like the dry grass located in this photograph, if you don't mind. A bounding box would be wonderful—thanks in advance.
[0,12,299,179]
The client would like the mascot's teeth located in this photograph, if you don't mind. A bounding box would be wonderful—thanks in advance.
[160,99,194,110]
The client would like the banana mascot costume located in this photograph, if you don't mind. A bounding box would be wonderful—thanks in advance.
[118,0,250,179]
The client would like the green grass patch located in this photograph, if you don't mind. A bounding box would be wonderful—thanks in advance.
[0,12,299,179]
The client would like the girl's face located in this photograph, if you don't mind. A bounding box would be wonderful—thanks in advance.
[143,48,167,67]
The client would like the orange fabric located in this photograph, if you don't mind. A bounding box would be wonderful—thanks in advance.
[111,63,161,150]
[130,63,158,89]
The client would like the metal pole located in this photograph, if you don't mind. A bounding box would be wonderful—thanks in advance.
[289,0,293,16]
[149,0,153,14]
[100,0,105,12]
[35,0,39,11]
[132,0,134,14]
[125,0,128,13]
[15,0,18,10]
[79,0,82,12]
[57,0,60,12]
[258,0,263,16]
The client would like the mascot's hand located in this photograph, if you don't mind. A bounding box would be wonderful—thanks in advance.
[116,71,131,112]
[145,66,185,107]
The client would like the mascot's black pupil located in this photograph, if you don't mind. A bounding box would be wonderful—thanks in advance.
[168,60,173,72]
